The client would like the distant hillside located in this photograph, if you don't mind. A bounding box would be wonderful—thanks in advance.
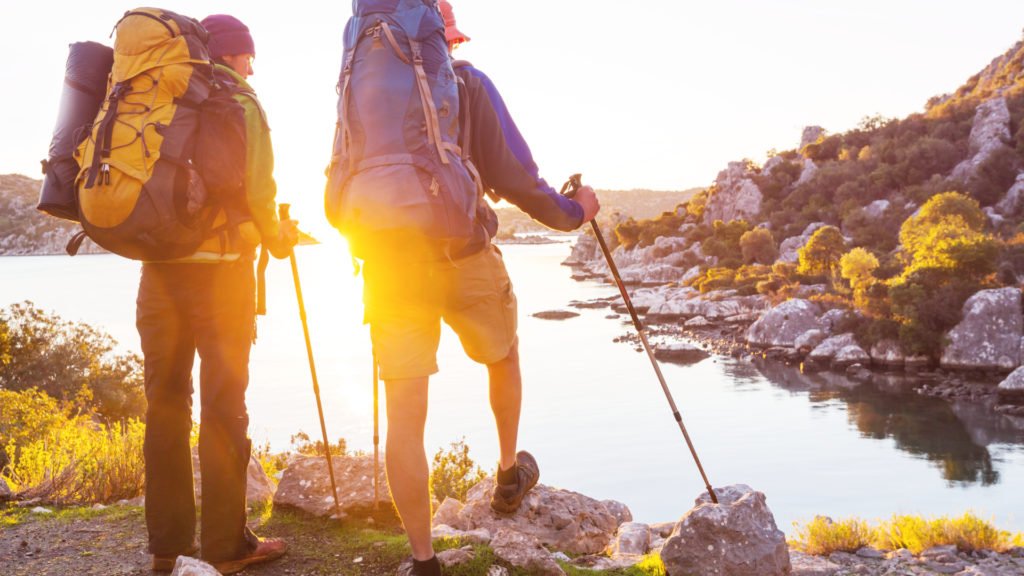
[0,174,101,256]
[495,188,700,235]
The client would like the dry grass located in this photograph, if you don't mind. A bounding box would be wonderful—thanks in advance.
[792,512,1024,556]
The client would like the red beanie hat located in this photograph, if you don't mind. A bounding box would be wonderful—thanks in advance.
[201,14,255,59]
[438,1,469,45]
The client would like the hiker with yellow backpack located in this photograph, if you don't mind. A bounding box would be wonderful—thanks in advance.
[40,9,295,573]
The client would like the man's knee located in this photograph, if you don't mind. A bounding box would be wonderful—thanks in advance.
[488,339,519,369]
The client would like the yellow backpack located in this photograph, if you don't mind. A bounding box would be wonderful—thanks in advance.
[73,8,242,260]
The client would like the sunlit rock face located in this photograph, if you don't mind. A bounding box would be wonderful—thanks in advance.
[660,484,790,576]
[951,97,1013,185]
[704,162,763,225]
[941,287,1022,371]
[746,299,822,348]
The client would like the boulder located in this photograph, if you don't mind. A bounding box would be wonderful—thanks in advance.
[794,329,827,352]
[437,547,475,567]
[807,333,859,363]
[170,557,219,576]
[608,522,651,556]
[870,339,905,369]
[273,454,388,518]
[0,477,11,502]
[433,497,464,527]
[532,310,580,321]
[818,308,851,332]
[660,484,790,576]
[794,158,819,187]
[444,478,618,554]
[832,345,870,370]
[564,233,599,266]
[941,288,1023,371]
[192,448,275,508]
[490,528,565,576]
[487,566,509,576]
[654,342,710,365]
[995,172,1024,217]
[746,299,822,348]
[998,366,1024,405]
[951,98,1013,184]
[862,199,891,220]
[600,499,633,526]
[789,551,841,575]
[650,293,768,321]
[704,162,763,224]
[779,223,827,263]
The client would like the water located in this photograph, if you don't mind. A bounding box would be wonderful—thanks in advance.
[2,241,1023,531]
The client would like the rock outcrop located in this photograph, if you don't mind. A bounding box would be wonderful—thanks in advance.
[436,478,620,555]
[0,477,11,502]
[870,340,906,369]
[660,484,790,576]
[998,366,1024,405]
[490,528,565,576]
[746,299,822,348]
[704,162,763,224]
[273,454,388,518]
[192,448,275,508]
[941,287,1022,371]
[778,222,827,263]
[807,333,859,364]
[951,98,1013,185]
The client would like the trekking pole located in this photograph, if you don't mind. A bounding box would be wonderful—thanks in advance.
[561,175,719,504]
[372,354,380,510]
[279,203,343,516]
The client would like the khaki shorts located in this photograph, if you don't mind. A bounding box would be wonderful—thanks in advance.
[362,245,518,380]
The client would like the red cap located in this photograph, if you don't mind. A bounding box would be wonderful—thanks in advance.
[438,0,470,45]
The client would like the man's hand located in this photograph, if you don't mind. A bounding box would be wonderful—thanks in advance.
[574,185,600,224]
[269,218,299,259]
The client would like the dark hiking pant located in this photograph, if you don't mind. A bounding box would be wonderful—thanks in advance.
[137,259,255,562]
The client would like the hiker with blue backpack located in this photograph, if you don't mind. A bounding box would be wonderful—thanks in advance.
[324,1,599,574]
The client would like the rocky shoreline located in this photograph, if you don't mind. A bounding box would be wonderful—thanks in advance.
[562,233,1024,428]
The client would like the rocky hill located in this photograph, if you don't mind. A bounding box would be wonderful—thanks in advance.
[0,174,101,256]
[566,34,1024,408]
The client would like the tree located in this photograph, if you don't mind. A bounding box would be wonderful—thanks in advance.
[0,302,145,423]
[740,228,778,265]
[899,191,986,256]
[702,219,752,268]
[840,248,880,291]
[798,226,846,277]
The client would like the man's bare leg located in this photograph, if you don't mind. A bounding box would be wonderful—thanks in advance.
[384,376,434,561]
[488,341,522,472]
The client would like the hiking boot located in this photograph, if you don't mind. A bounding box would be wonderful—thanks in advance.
[208,533,288,575]
[490,450,540,514]
[151,542,199,572]
[396,555,441,576]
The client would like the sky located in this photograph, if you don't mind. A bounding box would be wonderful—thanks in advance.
[5,1,1024,227]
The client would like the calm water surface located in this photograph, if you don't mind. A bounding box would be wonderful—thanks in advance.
[2,241,1023,531]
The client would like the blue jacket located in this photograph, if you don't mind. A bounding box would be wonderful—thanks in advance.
[455,61,584,254]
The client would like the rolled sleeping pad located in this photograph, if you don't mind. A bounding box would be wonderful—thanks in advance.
[37,41,114,222]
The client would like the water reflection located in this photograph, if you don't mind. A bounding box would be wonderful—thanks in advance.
[751,359,1024,486]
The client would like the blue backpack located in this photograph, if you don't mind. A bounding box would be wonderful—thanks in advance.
[325,0,483,260]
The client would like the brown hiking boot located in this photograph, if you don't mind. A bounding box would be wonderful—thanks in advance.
[208,535,288,575]
[151,543,199,572]
[490,450,540,514]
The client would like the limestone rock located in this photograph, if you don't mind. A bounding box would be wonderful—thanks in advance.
[170,557,219,576]
[486,566,509,576]
[685,315,712,328]
[650,293,768,321]
[998,366,1024,405]
[951,98,1013,184]
[654,342,710,365]
[564,233,600,266]
[431,524,492,544]
[801,126,826,148]
[941,288,1023,371]
[0,477,11,502]
[794,158,819,187]
[869,339,905,369]
[789,550,841,575]
[600,499,633,526]
[862,199,891,220]
[609,522,651,556]
[818,308,851,333]
[704,162,763,224]
[437,547,475,567]
[660,484,790,576]
[433,497,464,527]
[746,299,822,348]
[650,521,677,538]
[794,329,827,352]
[996,172,1024,217]
[833,344,870,369]
[779,223,826,263]
[807,333,859,363]
[445,478,618,555]
[192,448,275,508]
[274,454,388,517]
[490,528,565,576]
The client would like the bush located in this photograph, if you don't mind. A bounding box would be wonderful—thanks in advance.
[0,302,144,423]
[739,228,778,264]
[797,226,846,277]
[430,438,486,503]
[702,219,751,268]
[1,388,145,504]
[791,516,873,555]
[290,431,347,458]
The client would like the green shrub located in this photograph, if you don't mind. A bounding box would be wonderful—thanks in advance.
[430,438,486,503]
[791,516,873,555]
[739,228,777,264]
[797,226,846,277]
